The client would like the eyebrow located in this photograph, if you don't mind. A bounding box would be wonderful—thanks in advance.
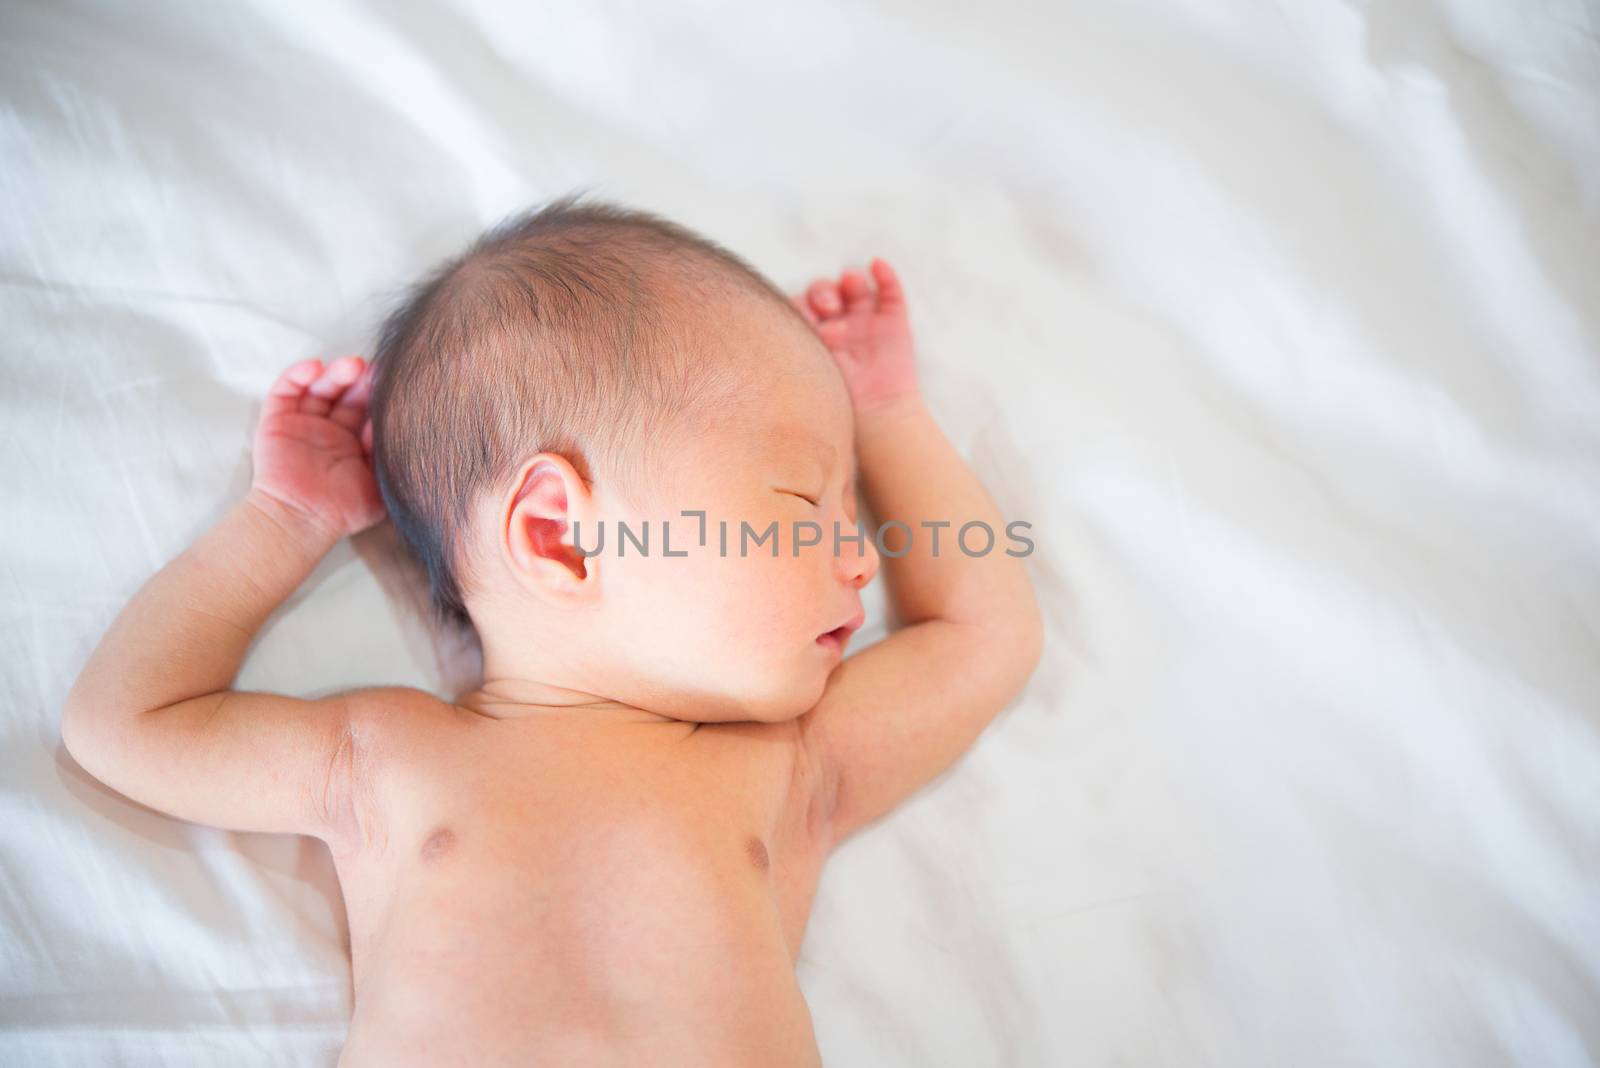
[772,425,834,462]
[770,424,853,488]
[823,440,861,498]
[814,437,839,471]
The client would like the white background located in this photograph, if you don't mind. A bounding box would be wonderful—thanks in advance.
[2,1,1598,1064]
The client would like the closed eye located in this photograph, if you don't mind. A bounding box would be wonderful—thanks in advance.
[779,489,820,507]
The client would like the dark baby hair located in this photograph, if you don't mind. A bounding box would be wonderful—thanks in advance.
[369,192,801,627]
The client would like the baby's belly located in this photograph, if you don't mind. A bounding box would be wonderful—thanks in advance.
[337,812,823,1067]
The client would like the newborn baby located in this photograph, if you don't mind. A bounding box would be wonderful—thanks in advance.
[63,196,1043,1066]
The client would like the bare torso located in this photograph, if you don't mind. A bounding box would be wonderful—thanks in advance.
[330,700,832,1066]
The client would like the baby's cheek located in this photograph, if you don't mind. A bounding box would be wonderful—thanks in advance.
[712,555,802,640]
[658,550,767,633]
[637,533,817,664]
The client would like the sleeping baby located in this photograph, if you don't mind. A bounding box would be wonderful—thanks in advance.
[62,195,1043,1066]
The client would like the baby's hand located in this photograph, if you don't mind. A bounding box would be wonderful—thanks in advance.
[249,356,385,540]
[794,258,919,415]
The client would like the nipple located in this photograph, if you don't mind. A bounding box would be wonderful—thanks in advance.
[420,825,457,863]
[745,834,770,872]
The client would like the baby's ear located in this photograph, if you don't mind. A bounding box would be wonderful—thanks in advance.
[500,453,597,603]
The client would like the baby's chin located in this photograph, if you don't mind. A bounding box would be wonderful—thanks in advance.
[633,672,820,726]
[749,666,833,723]
[629,637,836,724]
[692,668,828,725]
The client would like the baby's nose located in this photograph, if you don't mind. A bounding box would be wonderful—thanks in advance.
[836,529,880,588]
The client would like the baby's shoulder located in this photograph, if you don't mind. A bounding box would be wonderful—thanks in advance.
[340,684,460,726]
[326,685,473,798]
[315,686,472,855]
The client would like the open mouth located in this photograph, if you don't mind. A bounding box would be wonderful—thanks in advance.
[816,612,865,651]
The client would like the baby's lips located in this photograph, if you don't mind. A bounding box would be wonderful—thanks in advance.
[820,610,866,642]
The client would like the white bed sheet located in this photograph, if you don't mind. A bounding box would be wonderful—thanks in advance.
[3,1,1598,1064]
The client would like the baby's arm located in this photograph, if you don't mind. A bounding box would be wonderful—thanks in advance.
[792,261,1044,848]
[63,357,411,846]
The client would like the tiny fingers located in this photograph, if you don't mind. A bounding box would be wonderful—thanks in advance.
[301,355,365,416]
[807,279,843,319]
[816,318,851,349]
[838,269,874,314]
[262,358,324,417]
[869,258,905,312]
[276,358,325,392]
[330,360,376,430]
[806,261,904,322]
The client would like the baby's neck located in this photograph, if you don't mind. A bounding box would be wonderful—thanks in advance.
[457,675,681,726]
[470,625,755,725]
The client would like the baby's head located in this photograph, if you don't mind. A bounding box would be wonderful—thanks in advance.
[370,195,879,722]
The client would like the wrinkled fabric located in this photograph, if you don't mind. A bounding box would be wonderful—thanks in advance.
[2,1,1598,1065]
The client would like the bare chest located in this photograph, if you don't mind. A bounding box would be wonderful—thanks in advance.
[338,718,831,988]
